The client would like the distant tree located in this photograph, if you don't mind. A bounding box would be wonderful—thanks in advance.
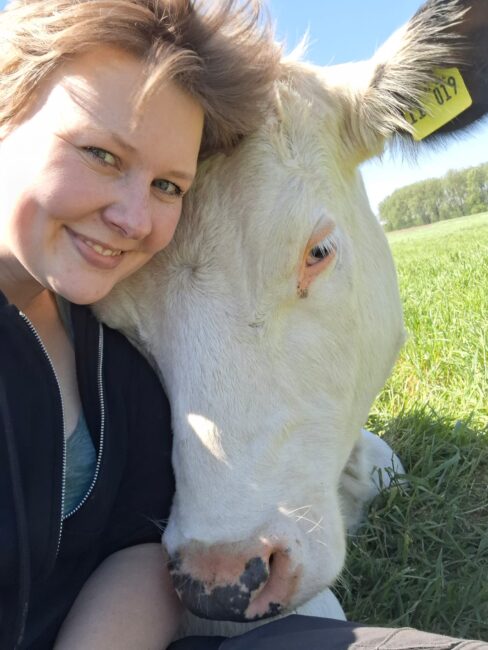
[420,178,443,224]
[442,170,466,220]
[379,162,488,231]
[465,163,488,215]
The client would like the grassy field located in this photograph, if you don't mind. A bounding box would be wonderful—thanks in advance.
[335,212,488,640]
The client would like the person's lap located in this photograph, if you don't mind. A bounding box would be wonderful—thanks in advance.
[168,615,488,650]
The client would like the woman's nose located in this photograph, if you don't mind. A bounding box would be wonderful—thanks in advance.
[102,183,153,240]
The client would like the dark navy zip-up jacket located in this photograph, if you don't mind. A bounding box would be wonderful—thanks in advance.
[0,290,175,649]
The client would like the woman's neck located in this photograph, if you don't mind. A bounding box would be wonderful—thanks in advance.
[0,255,46,311]
[4,277,83,435]
[20,288,58,326]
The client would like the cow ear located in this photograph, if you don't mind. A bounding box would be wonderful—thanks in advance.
[340,0,488,163]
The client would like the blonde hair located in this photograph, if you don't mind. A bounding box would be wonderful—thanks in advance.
[0,0,281,156]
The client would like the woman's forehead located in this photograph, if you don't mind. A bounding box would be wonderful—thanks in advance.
[54,46,201,131]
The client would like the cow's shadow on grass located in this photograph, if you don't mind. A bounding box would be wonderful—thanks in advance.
[334,408,488,641]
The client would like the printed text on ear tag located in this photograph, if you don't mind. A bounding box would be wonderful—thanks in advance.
[405,67,472,141]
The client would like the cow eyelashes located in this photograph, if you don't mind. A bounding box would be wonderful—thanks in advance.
[306,234,337,267]
[297,229,338,298]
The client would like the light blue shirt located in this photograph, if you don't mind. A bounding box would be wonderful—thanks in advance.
[56,297,96,518]
[63,413,96,517]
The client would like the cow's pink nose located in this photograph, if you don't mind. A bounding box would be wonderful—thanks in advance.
[168,541,300,621]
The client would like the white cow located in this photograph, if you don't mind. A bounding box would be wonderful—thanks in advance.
[95,0,487,632]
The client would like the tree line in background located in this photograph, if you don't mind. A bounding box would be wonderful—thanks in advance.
[379,162,488,232]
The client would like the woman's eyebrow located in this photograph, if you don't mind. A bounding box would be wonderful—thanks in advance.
[164,169,195,183]
[64,86,196,182]
[63,82,137,154]
[107,129,137,154]
[108,130,196,181]
[88,125,196,182]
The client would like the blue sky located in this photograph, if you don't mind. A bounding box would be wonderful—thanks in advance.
[268,1,488,212]
[1,0,486,212]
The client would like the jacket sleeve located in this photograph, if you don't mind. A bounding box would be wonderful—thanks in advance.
[99,333,175,558]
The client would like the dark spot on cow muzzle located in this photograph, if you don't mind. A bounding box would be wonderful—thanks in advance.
[169,554,282,621]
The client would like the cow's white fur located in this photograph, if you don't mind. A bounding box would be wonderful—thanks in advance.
[94,0,472,630]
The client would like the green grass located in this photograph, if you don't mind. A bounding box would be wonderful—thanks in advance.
[335,212,488,640]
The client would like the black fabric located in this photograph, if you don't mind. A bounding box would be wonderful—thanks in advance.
[0,377,30,648]
[171,637,226,650]
[168,615,487,650]
[0,291,174,649]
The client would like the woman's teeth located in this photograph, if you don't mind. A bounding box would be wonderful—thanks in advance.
[84,239,122,257]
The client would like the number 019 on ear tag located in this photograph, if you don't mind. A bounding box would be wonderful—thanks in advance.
[405,68,472,141]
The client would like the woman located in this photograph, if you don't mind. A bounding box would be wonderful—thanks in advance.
[1,1,486,649]
[0,1,279,647]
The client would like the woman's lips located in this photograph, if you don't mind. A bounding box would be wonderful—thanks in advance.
[67,228,127,270]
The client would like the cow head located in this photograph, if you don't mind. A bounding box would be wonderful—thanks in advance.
[96,0,488,623]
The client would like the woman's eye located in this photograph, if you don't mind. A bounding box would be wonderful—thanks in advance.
[84,147,117,167]
[152,178,183,197]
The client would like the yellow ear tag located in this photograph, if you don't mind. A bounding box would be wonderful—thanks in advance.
[405,68,472,141]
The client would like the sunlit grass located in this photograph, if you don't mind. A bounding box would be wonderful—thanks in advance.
[335,213,488,640]
[382,211,488,425]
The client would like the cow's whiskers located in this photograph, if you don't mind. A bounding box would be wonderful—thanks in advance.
[285,505,327,536]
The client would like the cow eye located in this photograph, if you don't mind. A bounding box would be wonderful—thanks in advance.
[306,238,336,266]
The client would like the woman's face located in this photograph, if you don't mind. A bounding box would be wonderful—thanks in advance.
[0,45,204,304]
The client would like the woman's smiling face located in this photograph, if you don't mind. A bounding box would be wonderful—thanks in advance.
[0,45,204,305]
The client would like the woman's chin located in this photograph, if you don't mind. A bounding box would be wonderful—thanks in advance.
[49,280,115,306]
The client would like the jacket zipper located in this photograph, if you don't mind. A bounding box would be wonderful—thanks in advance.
[19,311,67,558]
[63,324,105,520]
[18,313,105,553]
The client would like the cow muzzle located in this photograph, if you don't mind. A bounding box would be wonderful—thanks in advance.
[168,539,302,621]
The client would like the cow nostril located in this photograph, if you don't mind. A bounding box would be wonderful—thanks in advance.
[240,556,269,593]
[244,548,295,620]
